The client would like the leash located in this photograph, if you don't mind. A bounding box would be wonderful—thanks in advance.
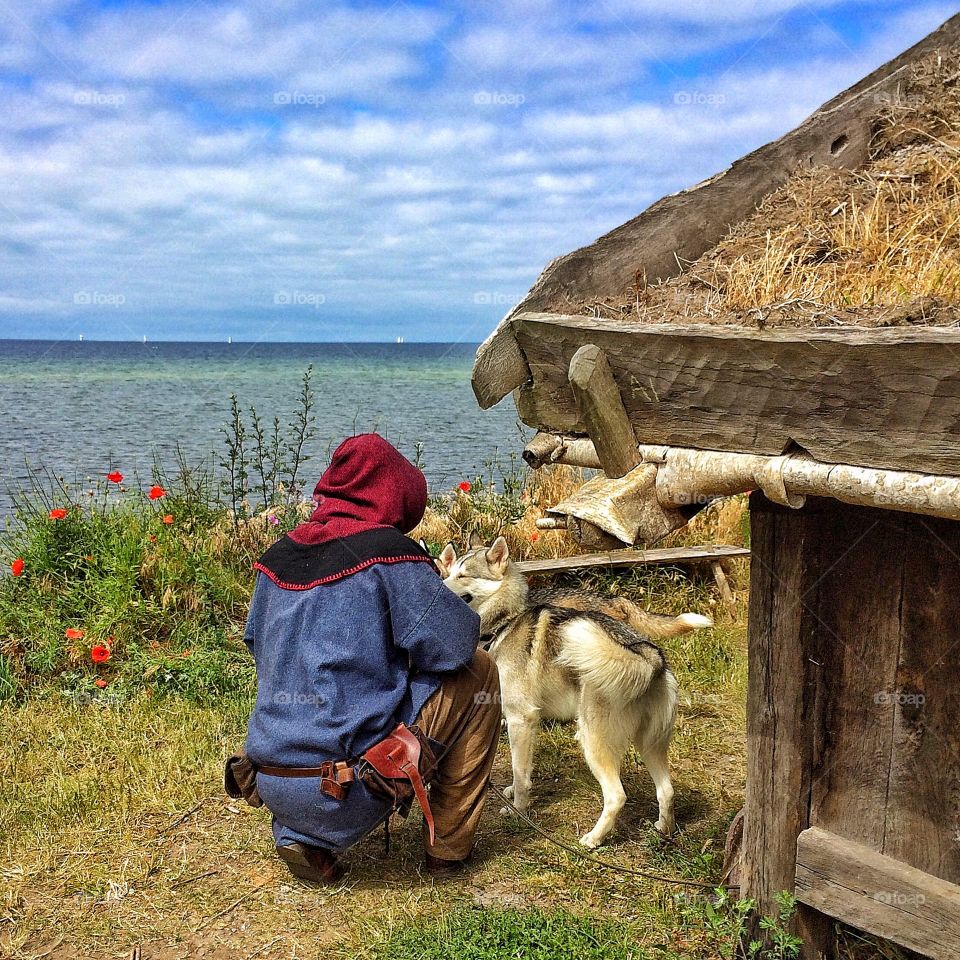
[488,781,737,891]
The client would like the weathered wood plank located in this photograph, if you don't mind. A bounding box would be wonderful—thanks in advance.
[796,827,960,960]
[568,344,640,478]
[472,323,531,410]
[742,495,827,924]
[512,314,960,477]
[512,542,748,576]
[807,505,903,852]
[885,514,960,880]
[471,15,960,408]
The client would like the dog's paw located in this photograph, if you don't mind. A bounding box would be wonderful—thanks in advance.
[579,830,605,849]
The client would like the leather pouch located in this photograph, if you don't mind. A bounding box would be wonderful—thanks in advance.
[224,752,264,808]
[357,724,441,840]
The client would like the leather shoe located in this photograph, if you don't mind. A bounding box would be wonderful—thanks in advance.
[425,850,473,878]
[276,842,344,884]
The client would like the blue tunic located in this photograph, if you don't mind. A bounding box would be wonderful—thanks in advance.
[243,558,480,852]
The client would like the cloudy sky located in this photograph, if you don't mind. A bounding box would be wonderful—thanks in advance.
[0,0,953,342]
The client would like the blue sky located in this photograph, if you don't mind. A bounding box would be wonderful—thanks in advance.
[0,0,954,342]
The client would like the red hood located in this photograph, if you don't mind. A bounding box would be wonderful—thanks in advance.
[287,434,427,546]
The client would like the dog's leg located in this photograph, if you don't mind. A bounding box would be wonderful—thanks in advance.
[639,739,675,836]
[502,709,539,814]
[577,707,630,849]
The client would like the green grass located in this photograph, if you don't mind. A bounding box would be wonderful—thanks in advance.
[367,906,640,960]
[0,461,284,702]
[0,456,761,959]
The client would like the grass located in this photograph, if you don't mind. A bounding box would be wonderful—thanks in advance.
[0,451,764,959]
[366,906,640,959]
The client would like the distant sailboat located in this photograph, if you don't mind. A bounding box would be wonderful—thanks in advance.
[228,336,233,345]
[78,334,84,342]
[396,336,404,344]
[142,335,147,344]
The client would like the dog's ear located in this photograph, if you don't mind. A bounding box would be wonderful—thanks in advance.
[486,535,510,574]
[438,542,457,577]
[468,530,485,549]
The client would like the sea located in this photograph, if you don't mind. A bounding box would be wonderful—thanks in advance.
[0,340,525,517]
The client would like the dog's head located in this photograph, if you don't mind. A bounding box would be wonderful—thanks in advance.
[439,535,512,609]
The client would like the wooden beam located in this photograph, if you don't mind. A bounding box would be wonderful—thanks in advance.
[796,827,960,960]
[568,344,641,478]
[471,324,530,409]
[522,432,601,470]
[513,543,748,576]
[513,314,960,478]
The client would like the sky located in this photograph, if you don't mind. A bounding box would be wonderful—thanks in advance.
[0,0,954,343]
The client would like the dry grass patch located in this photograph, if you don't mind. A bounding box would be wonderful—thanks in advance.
[582,42,960,330]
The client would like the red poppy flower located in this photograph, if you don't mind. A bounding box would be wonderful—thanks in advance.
[90,644,110,663]
[182,649,193,658]
[65,627,85,640]
[162,514,174,525]
[530,532,540,542]
[458,481,472,493]
[10,558,24,577]
[148,485,167,500]
[106,471,124,484]
[49,508,67,520]
[94,678,108,688]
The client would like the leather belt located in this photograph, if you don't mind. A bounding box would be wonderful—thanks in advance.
[254,724,437,841]
[258,759,356,802]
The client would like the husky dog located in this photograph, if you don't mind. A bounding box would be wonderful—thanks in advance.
[438,537,712,848]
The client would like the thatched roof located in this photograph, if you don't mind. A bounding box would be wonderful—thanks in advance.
[472,13,960,413]
[471,15,960,537]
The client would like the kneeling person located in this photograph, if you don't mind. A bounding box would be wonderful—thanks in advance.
[229,434,501,881]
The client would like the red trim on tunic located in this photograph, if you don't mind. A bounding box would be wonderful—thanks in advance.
[253,554,434,591]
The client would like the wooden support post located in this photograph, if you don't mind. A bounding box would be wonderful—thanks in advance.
[743,494,960,958]
[710,560,737,617]
[568,344,640,478]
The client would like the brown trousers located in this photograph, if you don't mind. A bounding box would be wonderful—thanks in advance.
[413,648,501,860]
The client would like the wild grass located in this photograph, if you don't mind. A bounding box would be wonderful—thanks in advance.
[0,458,282,702]
[0,438,763,958]
[592,45,960,330]
[714,143,960,313]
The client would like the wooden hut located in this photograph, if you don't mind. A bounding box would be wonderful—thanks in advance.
[471,15,960,960]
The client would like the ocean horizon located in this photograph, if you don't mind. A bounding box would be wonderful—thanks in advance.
[0,339,522,516]
[0,338,486,345]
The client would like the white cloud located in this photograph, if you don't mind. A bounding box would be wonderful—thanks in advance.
[0,0,953,339]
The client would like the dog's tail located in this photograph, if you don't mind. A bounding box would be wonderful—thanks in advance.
[556,614,669,702]
[606,598,713,639]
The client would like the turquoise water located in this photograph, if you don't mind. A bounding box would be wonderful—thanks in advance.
[0,340,523,515]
